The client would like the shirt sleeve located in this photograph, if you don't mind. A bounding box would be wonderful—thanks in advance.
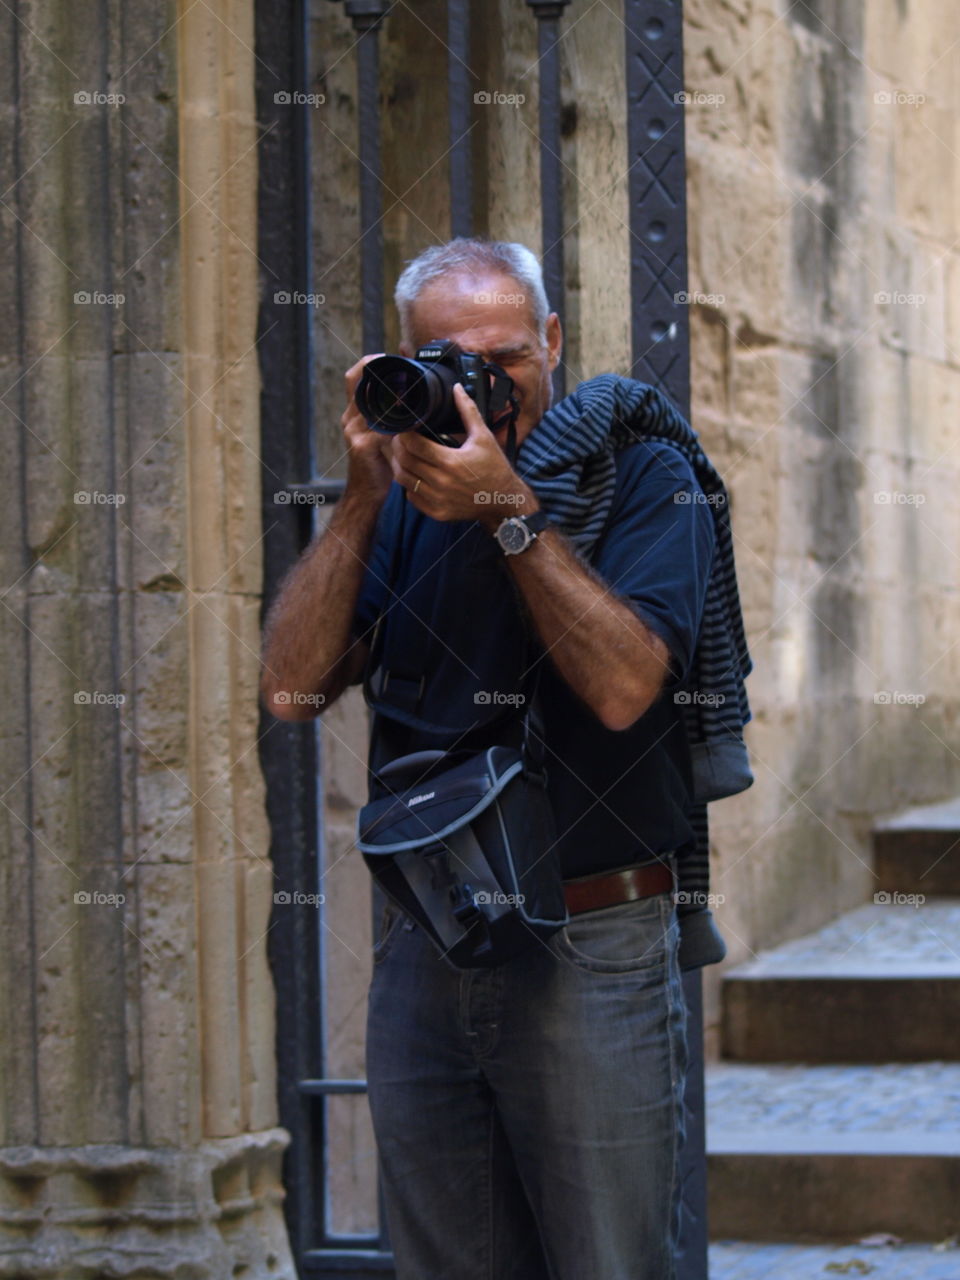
[591,441,717,688]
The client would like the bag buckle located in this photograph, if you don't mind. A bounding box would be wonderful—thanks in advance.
[450,884,495,960]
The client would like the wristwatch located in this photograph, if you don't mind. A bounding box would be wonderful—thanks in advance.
[494,509,551,556]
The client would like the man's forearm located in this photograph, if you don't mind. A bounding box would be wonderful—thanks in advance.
[363,397,676,731]
[260,491,381,720]
[500,523,672,732]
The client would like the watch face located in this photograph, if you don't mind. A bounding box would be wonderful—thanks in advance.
[497,518,529,554]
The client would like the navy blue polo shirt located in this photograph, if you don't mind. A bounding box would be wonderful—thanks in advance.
[351,440,716,879]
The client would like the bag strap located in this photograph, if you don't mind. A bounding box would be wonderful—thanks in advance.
[509,590,547,780]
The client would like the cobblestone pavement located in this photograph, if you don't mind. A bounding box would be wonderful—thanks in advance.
[724,899,960,973]
[709,1240,960,1279]
[706,1061,960,1135]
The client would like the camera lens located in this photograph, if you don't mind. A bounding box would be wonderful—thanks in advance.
[356,355,460,435]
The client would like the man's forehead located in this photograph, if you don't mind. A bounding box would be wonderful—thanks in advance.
[410,272,538,347]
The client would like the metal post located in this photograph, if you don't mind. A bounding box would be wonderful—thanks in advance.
[448,0,473,237]
[255,0,322,1263]
[343,1,391,352]
[623,1,690,409]
[624,4,707,1276]
[526,0,570,399]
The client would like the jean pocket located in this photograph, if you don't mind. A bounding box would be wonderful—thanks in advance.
[372,902,406,965]
[554,893,672,973]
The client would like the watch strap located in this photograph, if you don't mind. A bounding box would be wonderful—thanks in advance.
[521,509,550,536]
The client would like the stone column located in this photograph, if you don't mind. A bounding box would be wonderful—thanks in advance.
[0,1,295,1274]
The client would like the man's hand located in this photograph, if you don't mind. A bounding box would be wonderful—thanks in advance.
[389,382,536,528]
[342,355,394,507]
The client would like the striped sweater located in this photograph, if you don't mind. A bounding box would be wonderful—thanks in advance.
[517,374,754,968]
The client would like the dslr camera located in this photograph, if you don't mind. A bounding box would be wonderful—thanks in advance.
[355,340,516,446]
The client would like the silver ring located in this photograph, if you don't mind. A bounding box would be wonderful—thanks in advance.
[413,477,422,494]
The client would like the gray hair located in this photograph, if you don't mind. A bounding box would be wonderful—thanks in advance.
[394,238,551,346]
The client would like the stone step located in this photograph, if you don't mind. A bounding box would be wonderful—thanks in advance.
[710,1239,960,1278]
[874,796,960,897]
[721,901,960,1062]
[706,1062,960,1242]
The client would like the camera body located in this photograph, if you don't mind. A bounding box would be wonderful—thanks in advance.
[355,340,515,446]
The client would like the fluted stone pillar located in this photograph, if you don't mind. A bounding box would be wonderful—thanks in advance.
[0,2,295,1275]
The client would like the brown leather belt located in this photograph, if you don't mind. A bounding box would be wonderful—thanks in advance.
[563,859,675,917]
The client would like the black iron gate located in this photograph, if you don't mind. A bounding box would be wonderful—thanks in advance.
[256,2,708,1275]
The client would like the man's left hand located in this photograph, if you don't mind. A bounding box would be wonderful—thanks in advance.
[389,382,537,528]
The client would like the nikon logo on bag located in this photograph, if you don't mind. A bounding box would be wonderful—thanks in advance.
[407,791,436,807]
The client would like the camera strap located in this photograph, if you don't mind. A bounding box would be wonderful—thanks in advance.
[484,359,520,466]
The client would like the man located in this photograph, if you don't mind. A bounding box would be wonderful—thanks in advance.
[261,239,717,1280]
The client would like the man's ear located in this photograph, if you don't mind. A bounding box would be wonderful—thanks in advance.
[545,312,562,372]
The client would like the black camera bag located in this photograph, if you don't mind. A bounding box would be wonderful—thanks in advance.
[356,715,568,968]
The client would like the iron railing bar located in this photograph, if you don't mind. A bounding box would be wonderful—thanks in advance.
[526,0,571,401]
[624,5,705,1277]
[623,0,690,408]
[315,1234,384,1247]
[311,7,393,1269]
[298,1078,369,1094]
[302,1249,396,1273]
[448,0,473,235]
[285,478,348,501]
[256,0,323,1262]
[345,2,391,352]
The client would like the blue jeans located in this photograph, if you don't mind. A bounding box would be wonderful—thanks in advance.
[365,889,688,1280]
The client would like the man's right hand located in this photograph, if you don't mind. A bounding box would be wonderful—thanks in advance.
[343,355,393,506]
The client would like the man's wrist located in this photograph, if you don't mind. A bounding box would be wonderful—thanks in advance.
[492,508,552,556]
[336,482,389,531]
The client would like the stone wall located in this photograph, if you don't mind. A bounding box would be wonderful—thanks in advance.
[0,1,295,1273]
[681,0,960,1032]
